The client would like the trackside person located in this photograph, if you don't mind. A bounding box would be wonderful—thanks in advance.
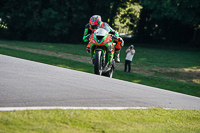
[124,45,135,73]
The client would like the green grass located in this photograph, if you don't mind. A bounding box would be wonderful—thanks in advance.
[129,47,200,68]
[0,108,200,133]
[0,40,88,56]
[1,40,200,69]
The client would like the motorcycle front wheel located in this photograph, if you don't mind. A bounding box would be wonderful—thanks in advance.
[94,51,102,75]
[102,66,114,78]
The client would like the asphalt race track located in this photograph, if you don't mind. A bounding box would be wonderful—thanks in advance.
[0,54,200,110]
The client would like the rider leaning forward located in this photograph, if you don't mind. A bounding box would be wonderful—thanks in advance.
[83,15,124,63]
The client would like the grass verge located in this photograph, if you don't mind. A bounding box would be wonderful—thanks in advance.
[1,40,200,85]
[0,47,200,97]
[0,108,200,133]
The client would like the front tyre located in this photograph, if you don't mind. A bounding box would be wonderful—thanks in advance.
[94,51,102,75]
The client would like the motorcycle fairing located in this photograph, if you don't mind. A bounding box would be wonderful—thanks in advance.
[89,28,115,72]
[90,28,112,45]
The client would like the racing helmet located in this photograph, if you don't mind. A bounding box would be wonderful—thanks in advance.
[89,15,102,31]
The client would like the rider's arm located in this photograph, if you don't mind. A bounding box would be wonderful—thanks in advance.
[83,23,90,42]
[105,23,119,37]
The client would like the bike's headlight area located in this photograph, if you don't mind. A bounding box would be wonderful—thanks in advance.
[96,36,104,43]
[108,43,113,51]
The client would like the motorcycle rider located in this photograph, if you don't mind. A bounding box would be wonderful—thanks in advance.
[83,15,124,63]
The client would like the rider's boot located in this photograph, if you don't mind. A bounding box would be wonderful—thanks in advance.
[114,50,120,63]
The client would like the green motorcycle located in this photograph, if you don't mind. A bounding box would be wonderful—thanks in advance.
[89,26,117,78]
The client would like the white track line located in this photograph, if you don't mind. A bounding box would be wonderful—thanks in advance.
[0,107,150,111]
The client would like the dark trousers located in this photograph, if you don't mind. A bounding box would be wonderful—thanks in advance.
[124,60,131,72]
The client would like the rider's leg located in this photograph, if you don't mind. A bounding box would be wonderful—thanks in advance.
[114,48,121,63]
[86,42,91,53]
[114,38,124,63]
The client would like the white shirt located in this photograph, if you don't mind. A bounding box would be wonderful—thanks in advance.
[125,49,135,61]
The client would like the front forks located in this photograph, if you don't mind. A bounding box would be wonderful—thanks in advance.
[91,48,114,72]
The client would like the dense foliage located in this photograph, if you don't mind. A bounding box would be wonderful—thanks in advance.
[0,0,199,46]
[136,0,200,46]
[0,0,125,43]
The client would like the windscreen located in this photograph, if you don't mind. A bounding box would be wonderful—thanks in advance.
[94,23,111,36]
[103,23,110,32]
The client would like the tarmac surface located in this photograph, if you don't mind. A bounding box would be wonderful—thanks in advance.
[0,54,200,110]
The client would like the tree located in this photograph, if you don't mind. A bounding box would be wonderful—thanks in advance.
[0,0,129,43]
[115,1,141,35]
[137,0,200,45]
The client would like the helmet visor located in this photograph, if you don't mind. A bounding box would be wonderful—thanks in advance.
[90,24,99,30]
